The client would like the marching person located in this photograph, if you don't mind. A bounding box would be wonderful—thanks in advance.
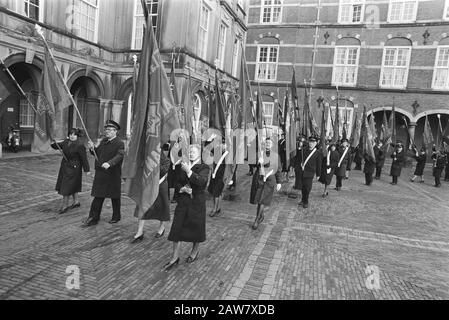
[318,141,339,198]
[51,128,90,214]
[410,146,426,183]
[432,149,446,187]
[208,138,229,217]
[81,120,125,227]
[131,143,171,243]
[363,151,376,186]
[374,140,385,180]
[289,135,306,199]
[249,138,282,230]
[164,144,210,270]
[279,133,288,182]
[390,141,405,185]
[353,146,363,170]
[295,136,321,209]
[335,138,351,191]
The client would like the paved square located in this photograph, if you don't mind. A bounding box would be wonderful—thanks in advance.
[0,155,448,300]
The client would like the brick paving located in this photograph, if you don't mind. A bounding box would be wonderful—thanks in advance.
[0,154,448,300]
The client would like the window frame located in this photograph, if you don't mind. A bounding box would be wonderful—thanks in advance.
[327,103,355,138]
[232,34,241,78]
[331,45,361,87]
[15,0,45,22]
[255,44,279,82]
[19,93,35,128]
[432,46,449,90]
[216,20,228,70]
[73,0,100,43]
[131,0,159,50]
[198,1,211,60]
[387,0,418,23]
[262,101,274,126]
[444,0,449,21]
[379,46,412,89]
[338,0,365,24]
[259,0,282,24]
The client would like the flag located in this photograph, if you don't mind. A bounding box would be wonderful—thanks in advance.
[332,98,340,143]
[320,104,327,156]
[32,46,71,153]
[361,106,375,161]
[284,90,296,164]
[122,15,181,219]
[369,113,376,144]
[423,114,434,147]
[290,68,300,133]
[350,111,361,148]
[380,108,389,143]
[210,70,226,138]
[181,71,194,141]
[391,104,396,145]
[255,90,263,130]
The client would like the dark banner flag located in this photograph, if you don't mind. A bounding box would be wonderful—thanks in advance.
[332,97,340,144]
[211,70,226,138]
[123,15,181,219]
[32,46,70,153]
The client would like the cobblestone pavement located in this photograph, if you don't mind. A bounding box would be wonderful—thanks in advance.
[0,155,448,300]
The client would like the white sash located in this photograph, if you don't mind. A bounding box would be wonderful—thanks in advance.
[212,150,229,179]
[337,147,349,168]
[301,148,317,171]
[189,159,200,170]
[159,173,167,184]
[326,147,331,174]
[172,159,181,170]
[263,169,274,182]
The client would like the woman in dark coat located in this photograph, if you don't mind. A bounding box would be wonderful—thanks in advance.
[51,128,90,214]
[208,141,229,217]
[131,148,171,243]
[432,150,446,187]
[318,143,339,197]
[164,144,210,270]
[249,139,282,230]
[410,146,426,183]
[290,136,306,198]
[363,152,376,186]
[334,139,351,191]
[390,142,406,185]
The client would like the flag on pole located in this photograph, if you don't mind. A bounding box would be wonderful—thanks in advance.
[32,45,71,153]
[332,98,340,143]
[210,70,227,138]
[423,114,434,147]
[369,113,376,144]
[122,15,181,219]
[380,108,388,143]
[361,106,376,161]
[181,71,194,141]
[391,104,396,145]
[350,111,361,148]
[320,104,327,156]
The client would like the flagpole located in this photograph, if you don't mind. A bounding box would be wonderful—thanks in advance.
[0,58,37,113]
[308,0,322,107]
[35,25,99,162]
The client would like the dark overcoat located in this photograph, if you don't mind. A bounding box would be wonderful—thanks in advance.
[294,147,322,190]
[363,153,376,175]
[389,150,405,177]
[208,151,227,198]
[335,146,351,177]
[319,149,339,185]
[139,152,171,221]
[374,146,386,168]
[250,150,282,206]
[90,137,125,199]
[413,154,427,176]
[432,154,447,177]
[52,140,90,196]
[293,147,305,190]
[168,163,210,243]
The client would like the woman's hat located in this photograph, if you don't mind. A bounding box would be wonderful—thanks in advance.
[104,120,120,130]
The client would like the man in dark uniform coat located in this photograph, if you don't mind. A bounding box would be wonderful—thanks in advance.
[390,141,405,185]
[335,138,351,191]
[295,136,321,209]
[374,140,385,179]
[82,120,125,227]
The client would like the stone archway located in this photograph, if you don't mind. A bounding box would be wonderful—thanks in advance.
[368,107,413,148]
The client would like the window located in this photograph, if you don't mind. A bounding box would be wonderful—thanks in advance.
[198,3,210,60]
[432,46,449,90]
[131,0,159,49]
[327,103,354,138]
[444,0,449,20]
[255,45,279,81]
[260,0,282,24]
[216,22,228,69]
[232,36,241,77]
[379,47,411,88]
[262,102,274,125]
[338,0,364,23]
[19,93,35,128]
[15,0,44,22]
[388,0,417,23]
[73,0,99,42]
[332,46,360,86]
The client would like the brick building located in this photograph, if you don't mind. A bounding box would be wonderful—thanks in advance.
[245,0,449,148]
[0,0,247,148]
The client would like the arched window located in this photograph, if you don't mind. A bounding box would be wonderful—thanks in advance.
[380,37,412,89]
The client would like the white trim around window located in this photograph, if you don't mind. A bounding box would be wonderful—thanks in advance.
[198,1,211,60]
[255,45,279,82]
[216,20,228,70]
[262,102,274,126]
[379,46,411,89]
[15,0,45,22]
[338,0,365,24]
[331,46,360,87]
[260,0,282,24]
[444,0,449,21]
[73,0,100,43]
[432,46,449,90]
[387,0,418,23]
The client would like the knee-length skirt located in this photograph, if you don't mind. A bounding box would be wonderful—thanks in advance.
[252,175,276,206]
[136,180,170,222]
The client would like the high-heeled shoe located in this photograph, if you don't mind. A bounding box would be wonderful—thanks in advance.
[186,251,199,263]
[131,234,144,244]
[322,192,328,198]
[70,202,81,209]
[164,257,179,271]
[154,228,165,238]
[58,207,70,214]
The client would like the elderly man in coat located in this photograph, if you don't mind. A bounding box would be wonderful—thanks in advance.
[82,120,125,227]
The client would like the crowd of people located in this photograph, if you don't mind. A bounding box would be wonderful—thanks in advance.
[51,120,449,271]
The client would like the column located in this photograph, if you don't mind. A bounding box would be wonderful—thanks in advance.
[98,99,111,142]
[110,99,124,124]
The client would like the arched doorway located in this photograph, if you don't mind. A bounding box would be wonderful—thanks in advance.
[369,109,411,147]
[0,61,41,149]
[69,76,101,140]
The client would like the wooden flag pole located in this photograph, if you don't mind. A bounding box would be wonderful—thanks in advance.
[35,24,98,162]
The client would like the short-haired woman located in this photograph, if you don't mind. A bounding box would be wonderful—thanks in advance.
[51,128,90,214]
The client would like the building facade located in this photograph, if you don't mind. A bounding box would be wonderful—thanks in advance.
[0,0,247,148]
[245,0,449,147]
